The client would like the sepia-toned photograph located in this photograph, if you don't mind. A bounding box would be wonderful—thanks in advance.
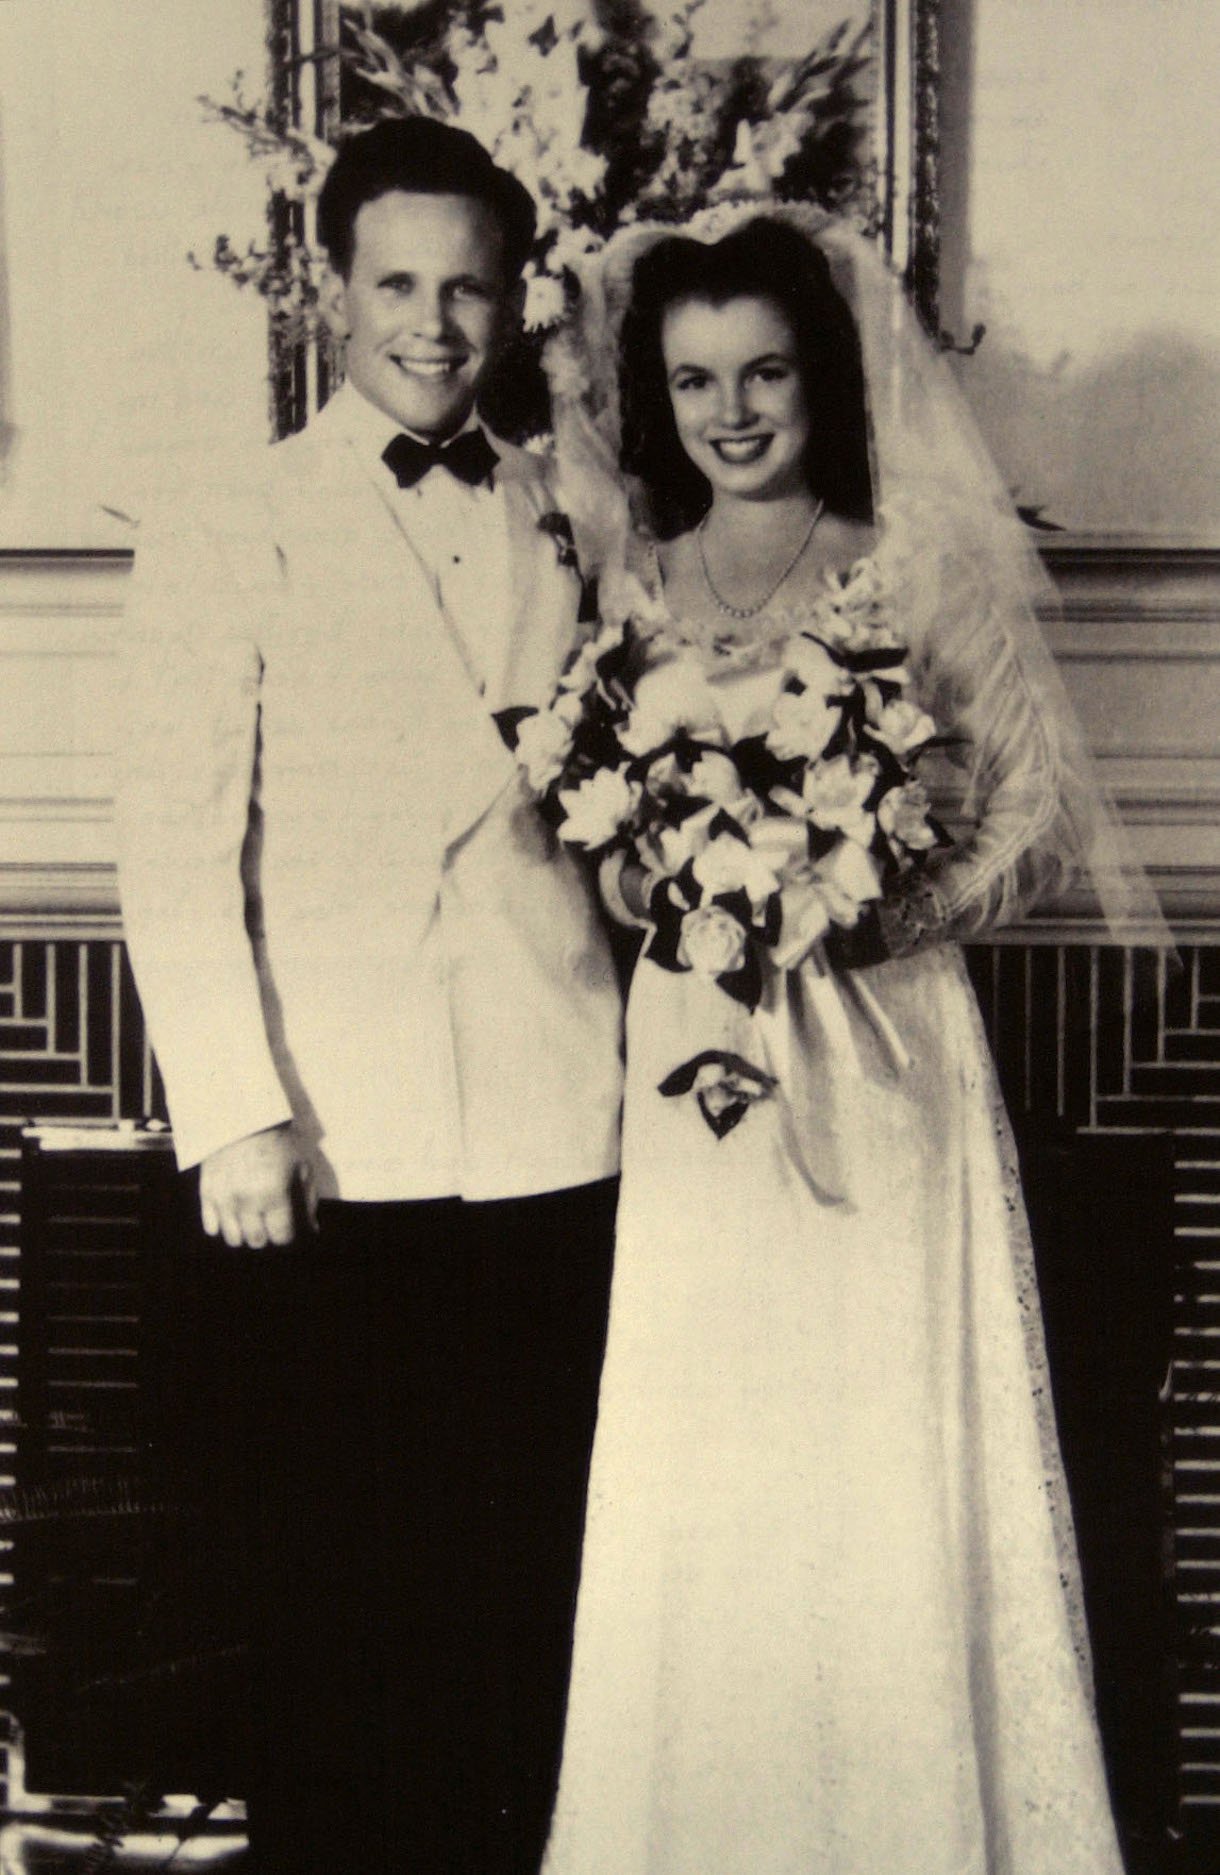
[0,2,1217,1870]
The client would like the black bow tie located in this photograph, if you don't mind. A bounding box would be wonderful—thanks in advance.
[382,428,499,490]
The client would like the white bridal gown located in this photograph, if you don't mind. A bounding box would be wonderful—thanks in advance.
[543,559,1125,1875]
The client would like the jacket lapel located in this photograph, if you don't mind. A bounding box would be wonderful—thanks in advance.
[269,405,520,852]
[488,443,587,715]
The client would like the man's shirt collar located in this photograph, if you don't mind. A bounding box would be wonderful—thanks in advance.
[330,378,488,478]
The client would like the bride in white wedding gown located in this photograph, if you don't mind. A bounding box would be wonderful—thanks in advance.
[539,209,1157,1874]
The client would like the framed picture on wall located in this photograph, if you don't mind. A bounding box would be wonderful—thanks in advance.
[261,0,945,437]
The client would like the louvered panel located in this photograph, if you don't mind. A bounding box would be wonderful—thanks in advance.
[969,945,1220,1868]
[16,1138,149,1482]
[9,1128,176,1794]
[0,937,166,1813]
[1175,1145,1220,1836]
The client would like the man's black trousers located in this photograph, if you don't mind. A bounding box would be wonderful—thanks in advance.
[149,1177,617,1875]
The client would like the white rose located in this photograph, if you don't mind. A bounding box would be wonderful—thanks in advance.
[515,707,575,791]
[692,832,782,907]
[557,766,640,848]
[878,780,939,852]
[678,904,749,978]
[801,755,879,846]
[867,694,937,756]
[766,691,841,763]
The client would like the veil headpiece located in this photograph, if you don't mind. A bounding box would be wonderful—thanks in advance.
[543,198,1167,944]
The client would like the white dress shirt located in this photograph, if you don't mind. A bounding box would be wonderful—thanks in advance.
[331,382,513,698]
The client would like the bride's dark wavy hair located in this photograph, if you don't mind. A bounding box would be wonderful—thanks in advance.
[617,218,874,540]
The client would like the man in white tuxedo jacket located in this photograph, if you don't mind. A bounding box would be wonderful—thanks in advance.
[116,119,622,1875]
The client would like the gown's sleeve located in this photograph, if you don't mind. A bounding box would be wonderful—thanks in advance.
[877,504,1083,955]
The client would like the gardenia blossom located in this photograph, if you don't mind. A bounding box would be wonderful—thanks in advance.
[782,634,852,698]
[678,904,749,979]
[771,839,882,969]
[840,615,905,655]
[619,707,680,758]
[878,779,938,851]
[832,555,885,610]
[687,750,741,803]
[747,813,808,874]
[766,690,841,763]
[802,755,879,846]
[556,639,601,699]
[515,704,578,791]
[557,766,640,848]
[600,569,669,634]
[692,831,782,908]
[691,1059,773,1120]
[805,561,903,655]
[620,655,720,754]
[867,693,937,756]
[817,836,882,922]
[649,803,720,875]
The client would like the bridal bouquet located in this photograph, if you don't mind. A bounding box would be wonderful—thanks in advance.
[504,553,950,1136]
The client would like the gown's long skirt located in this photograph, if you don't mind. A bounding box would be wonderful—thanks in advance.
[543,942,1125,1874]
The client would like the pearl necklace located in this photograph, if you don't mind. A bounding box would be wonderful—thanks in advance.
[696,498,826,621]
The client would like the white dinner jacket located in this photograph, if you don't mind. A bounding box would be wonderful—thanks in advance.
[115,397,623,1200]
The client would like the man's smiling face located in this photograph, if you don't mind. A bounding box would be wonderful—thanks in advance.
[322,189,512,440]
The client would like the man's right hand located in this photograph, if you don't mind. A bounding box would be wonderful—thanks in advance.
[199,1123,317,1248]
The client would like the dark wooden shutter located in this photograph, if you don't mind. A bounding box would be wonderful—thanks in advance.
[10,1124,248,1798]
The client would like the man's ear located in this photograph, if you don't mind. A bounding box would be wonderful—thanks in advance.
[318,265,350,341]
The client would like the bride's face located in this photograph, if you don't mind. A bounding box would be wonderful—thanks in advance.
[660,294,811,503]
